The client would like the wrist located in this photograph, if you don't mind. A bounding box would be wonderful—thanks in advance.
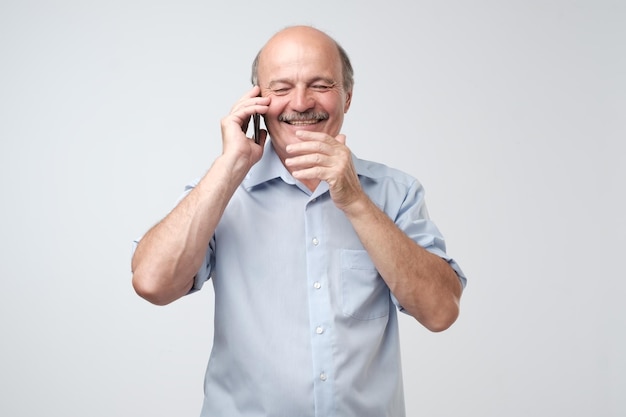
[340,192,374,219]
[216,151,253,179]
[207,153,251,191]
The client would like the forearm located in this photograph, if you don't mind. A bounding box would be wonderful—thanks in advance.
[343,195,462,331]
[131,154,247,305]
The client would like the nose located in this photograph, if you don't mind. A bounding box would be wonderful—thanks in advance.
[291,86,314,113]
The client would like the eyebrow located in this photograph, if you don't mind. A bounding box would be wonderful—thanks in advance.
[268,77,337,88]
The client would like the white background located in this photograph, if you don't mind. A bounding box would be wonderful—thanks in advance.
[1,1,624,416]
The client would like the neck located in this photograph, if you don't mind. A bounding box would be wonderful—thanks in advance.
[299,179,321,192]
[273,143,321,192]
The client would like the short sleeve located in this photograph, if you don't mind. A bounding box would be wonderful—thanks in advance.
[394,179,467,290]
[132,178,216,295]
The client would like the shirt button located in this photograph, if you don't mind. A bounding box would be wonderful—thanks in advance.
[316,326,324,334]
[320,373,327,381]
[312,237,319,246]
[313,281,321,289]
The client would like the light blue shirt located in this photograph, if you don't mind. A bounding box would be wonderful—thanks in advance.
[182,142,465,417]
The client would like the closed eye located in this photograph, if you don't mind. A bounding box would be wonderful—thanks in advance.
[271,87,291,96]
[312,85,332,91]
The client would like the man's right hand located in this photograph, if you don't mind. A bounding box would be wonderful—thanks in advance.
[220,86,270,173]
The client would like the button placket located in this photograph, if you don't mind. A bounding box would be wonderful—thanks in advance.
[304,198,334,415]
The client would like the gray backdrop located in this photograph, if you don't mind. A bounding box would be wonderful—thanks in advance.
[1,1,624,416]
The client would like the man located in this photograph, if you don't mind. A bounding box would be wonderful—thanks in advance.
[132,25,466,417]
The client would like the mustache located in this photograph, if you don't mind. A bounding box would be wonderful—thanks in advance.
[278,112,329,122]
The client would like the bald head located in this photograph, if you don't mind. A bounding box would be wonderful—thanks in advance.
[251,26,354,93]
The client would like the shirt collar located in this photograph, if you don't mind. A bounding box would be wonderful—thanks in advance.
[242,141,295,190]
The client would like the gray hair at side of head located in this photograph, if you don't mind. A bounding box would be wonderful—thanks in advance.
[250,31,354,93]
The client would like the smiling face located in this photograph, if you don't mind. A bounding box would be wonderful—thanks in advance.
[256,26,353,161]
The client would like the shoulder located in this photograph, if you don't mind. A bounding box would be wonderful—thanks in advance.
[353,155,421,191]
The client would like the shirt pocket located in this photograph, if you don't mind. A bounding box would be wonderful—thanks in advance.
[340,249,390,320]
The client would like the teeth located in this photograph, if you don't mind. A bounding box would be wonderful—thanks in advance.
[289,120,318,125]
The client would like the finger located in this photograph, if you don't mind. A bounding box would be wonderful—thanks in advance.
[286,140,328,157]
[231,87,269,113]
[291,165,328,182]
[295,130,329,142]
[230,87,257,111]
[250,85,261,97]
[285,153,329,170]
[231,100,269,118]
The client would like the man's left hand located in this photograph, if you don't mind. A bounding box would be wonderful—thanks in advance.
[285,131,364,211]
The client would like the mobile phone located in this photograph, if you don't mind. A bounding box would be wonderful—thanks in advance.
[252,113,261,144]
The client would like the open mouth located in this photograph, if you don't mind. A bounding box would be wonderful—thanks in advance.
[285,120,320,126]
[279,112,329,126]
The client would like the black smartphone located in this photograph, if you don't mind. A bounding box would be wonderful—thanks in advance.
[252,113,261,144]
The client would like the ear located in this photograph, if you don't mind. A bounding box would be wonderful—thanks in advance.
[343,90,353,113]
